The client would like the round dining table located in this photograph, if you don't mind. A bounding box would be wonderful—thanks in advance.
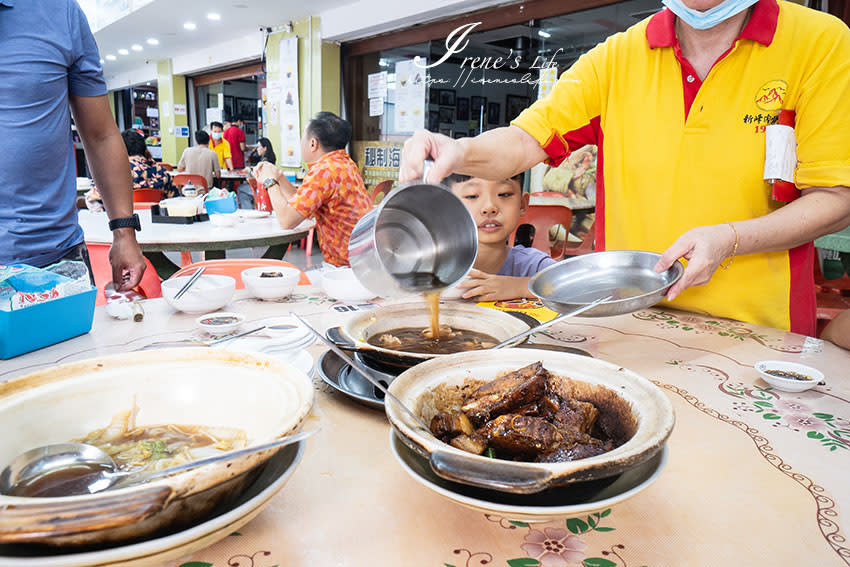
[1,287,848,567]
[78,209,315,278]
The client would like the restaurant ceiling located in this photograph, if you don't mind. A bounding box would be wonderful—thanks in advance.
[94,0,356,83]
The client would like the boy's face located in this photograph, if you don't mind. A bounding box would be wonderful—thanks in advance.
[451,178,528,245]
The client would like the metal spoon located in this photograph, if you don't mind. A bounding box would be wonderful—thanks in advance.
[0,428,317,497]
[492,295,613,349]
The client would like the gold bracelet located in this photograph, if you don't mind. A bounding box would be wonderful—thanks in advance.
[719,222,739,270]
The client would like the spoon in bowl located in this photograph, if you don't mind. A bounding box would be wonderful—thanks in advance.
[0,428,317,498]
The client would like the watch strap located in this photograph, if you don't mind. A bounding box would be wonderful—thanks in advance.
[108,214,141,231]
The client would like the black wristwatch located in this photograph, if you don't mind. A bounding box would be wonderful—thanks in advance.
[108,214,141,231]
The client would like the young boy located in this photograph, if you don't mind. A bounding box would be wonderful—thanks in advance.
[444,173,556,301]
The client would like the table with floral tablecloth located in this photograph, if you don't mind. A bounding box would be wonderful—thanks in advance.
[3,287,848,567]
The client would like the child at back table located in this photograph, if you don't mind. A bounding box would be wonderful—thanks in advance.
[443,173,556,301]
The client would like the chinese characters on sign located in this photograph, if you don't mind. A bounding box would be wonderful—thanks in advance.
[356,141,403,188]
[363,145,401,169]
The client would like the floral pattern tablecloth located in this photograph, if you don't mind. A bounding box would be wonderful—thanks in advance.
[3,289,848,567]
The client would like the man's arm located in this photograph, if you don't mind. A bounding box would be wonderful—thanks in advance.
[252,162,305,229]
[69,94,146,290]
[657,186,850,299]
[400,126,548,184]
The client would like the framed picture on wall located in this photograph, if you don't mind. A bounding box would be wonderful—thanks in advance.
[223,96,235,121]
[456,97,470,121]
[438,89,456,106]
[438,107,454,123]
[487,102,500,125]
[506,95,530,122]
[471,96,487,115]
[453,131,467,139]
[206,94,218,109]
[428,110,439,132]
[439,127,452,137]
[236,97,257,121]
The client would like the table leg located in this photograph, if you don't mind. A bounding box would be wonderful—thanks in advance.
[261,243,291,260]
[205,250,226,261]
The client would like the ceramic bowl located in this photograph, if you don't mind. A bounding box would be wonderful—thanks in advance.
[161,274,236,314]
[386,348,675,494]
[208,213,239,227]
[320,268,376,302]
[241,267,300,300]
[754,360,824,392]
[0,348,314,546]
[195,311,245,336]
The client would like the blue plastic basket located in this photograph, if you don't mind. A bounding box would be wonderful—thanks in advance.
[0,287,97,359]
[204,195,238,215]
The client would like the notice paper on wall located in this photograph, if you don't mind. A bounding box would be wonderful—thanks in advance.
[393,59,425,133]
[369,97,384,117]
[279,37,301,167]
[368,71,387,99]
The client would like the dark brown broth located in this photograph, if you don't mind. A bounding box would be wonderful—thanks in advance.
[367,327,498,354]
[9,463,114,498]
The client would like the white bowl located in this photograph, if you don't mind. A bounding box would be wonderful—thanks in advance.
[241,267,300,300]
[320,268,376,302]
[196,311,245,336]
[161,275,236,314]
[754,360,824,392]
[209,213,239,227]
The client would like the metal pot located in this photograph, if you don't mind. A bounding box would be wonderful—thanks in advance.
[325,301,532,373]
[348,181,478,298]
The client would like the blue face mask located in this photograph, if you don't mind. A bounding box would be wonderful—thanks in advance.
[662,0,759,30]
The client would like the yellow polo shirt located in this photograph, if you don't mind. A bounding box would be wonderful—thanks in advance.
[513,0,850,334]
[209,138,232,169]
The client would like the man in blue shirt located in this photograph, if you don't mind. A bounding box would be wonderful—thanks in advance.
[0,0,145,289]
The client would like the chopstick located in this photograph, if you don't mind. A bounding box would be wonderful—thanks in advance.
[174,267,205,300]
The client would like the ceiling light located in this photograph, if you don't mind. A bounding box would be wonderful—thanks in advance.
[207,13,221,20]
[538,30,551,38]
[183,22,197,30]
[146,38,159,45]
[105,54,116,61]
[378,58,389,67]
[118,48,129,55]
[131,44,143,51]
[146,82,151,86]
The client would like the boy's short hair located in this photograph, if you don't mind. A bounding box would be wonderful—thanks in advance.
[195,130,210,145]
[441,171,525,188]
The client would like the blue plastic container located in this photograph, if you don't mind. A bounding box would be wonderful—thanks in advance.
[0,287,97,359]
[204,195,238,215]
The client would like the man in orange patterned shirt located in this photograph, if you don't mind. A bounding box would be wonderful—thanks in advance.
[254,112,372,266]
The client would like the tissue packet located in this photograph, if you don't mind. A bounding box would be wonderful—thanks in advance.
[0,261,90,311]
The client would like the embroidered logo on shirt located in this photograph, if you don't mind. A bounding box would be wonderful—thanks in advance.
[754,80,787,111]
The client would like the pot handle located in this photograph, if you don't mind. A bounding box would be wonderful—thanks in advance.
[429,450,554,494]
[326,326,359,351]
[0,484,172,542]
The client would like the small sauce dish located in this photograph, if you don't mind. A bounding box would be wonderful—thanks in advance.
[196,312,245,336]
[754,360,824,392]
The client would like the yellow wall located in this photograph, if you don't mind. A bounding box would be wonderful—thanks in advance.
[265,17,341,171]
[156,59,188,165]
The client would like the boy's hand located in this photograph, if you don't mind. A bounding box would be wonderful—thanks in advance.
[457,269,532,302]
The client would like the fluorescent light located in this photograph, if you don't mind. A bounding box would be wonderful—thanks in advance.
[146,82,152,85]
[183,22,197,30]
[146,38,159,45]
[207,12,221,20]
[105,54,116,61]
[118,48,129,55]
[131,44,143,51]
[538,30,551,38]
[378,58,389,67]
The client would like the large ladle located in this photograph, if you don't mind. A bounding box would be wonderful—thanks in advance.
[293,297,612,494]
[0,428,317,497]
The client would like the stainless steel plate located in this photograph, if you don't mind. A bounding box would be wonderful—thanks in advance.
[318,350,397,410]
[529,250,684,317]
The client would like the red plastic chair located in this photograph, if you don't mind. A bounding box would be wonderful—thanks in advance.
[247,177,316,265]
[370,180,394,206]
[133,188,164,204]
[172,173,209,195]
[509,204,574,260]
[85,242,163,306]
[171,259,311,286]
[159,163,174,171]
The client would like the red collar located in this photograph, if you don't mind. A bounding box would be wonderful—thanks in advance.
[646,0,779,48]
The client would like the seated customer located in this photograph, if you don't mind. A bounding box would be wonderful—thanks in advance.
[177,130,220,191]
[122,129,176,197]
[445,173,556,301]
[248,137,277,166]
[822,311,850,349]
[253,112,371,267]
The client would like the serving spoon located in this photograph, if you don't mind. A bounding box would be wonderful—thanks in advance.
[0,428,317,498]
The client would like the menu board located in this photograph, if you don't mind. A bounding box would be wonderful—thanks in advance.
[279,37,301,167]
